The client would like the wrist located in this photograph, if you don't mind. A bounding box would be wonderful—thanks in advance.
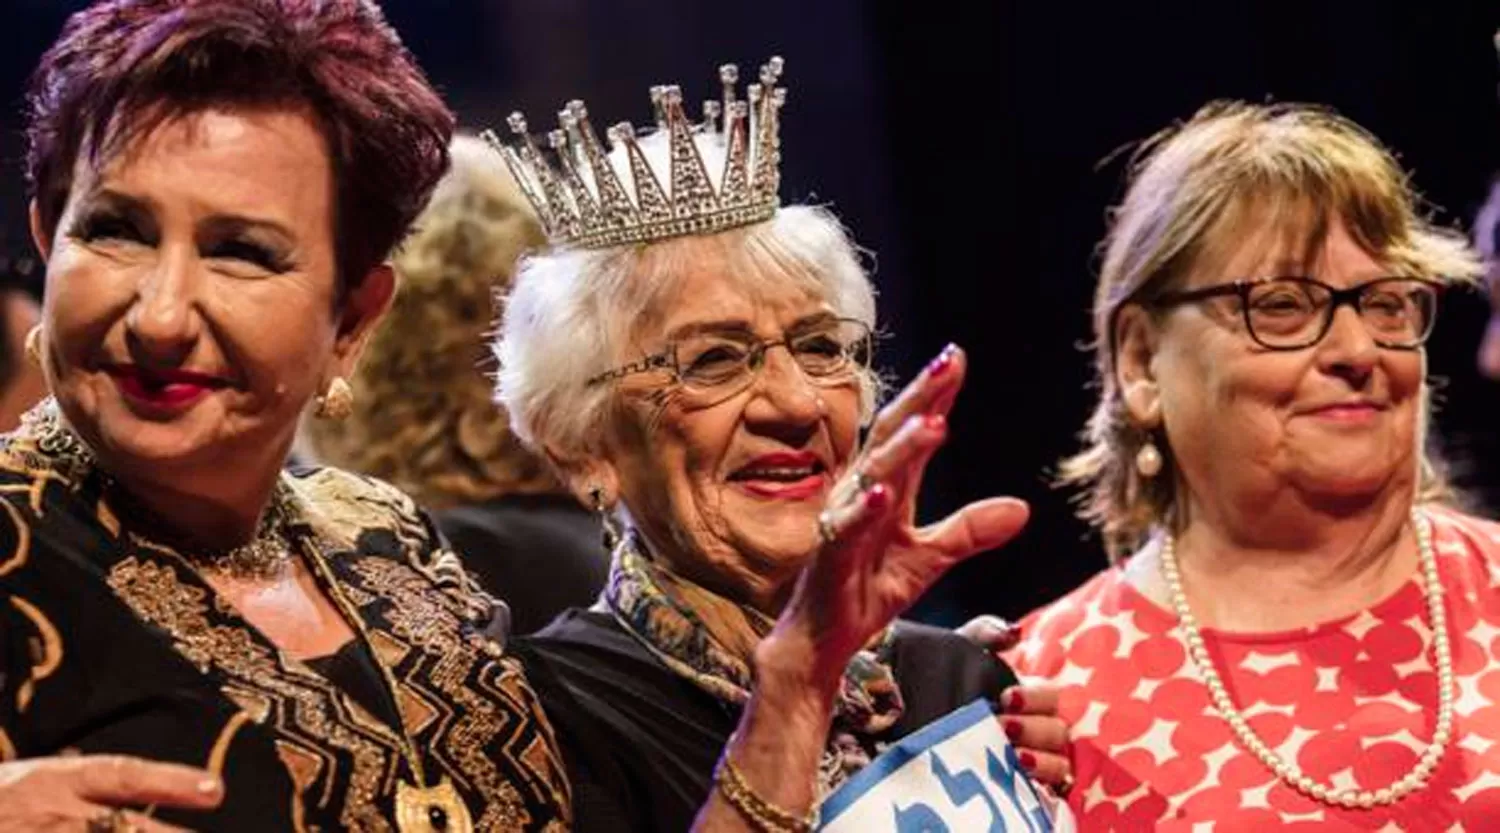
[753,628,844,709]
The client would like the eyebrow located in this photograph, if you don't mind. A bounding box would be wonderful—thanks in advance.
[78,188,296,245]
[662,312,839,342]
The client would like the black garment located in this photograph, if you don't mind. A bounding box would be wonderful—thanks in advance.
[303,639,400,731]
[0,425,571,831]
[434,494,608,634]
[516,609,1016,833]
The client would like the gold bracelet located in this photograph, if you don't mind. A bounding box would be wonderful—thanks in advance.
[713,743,818,833]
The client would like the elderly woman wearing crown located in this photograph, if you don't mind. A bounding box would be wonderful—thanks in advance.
[1008,101,1500,829]
[492,61,1064,831]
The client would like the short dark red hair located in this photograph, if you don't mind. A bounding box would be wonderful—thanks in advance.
[25,0,455,291]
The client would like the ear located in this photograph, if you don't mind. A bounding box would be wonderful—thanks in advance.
[327,263,397,380]
[1113,304,1164,428]
[28,200,52,264]
[543,442,621,509]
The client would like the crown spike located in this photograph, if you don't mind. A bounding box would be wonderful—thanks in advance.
[751,81,785,203]
[620,128,672,223]
[490,58,783,249]
[549,122,603,233]
[719,101,753,208]
[663,86,718,218]
[565,101,637,231]
[650,86,670,130]
[500,112,576,240]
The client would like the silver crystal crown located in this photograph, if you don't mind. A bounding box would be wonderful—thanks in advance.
[483,57,786,250]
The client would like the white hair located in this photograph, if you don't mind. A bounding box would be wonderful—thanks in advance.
[493,204,881,459]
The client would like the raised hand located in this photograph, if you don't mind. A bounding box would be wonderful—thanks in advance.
[0,754,222,832]
[777,344,1030,686]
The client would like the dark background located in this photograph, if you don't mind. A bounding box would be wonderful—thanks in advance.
[3,0,1498,625]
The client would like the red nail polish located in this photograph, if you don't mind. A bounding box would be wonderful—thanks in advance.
[925,413,946,432]
[1004,688,1024,712]
[864,483,890,510]
[1019,750,1038,771]
[1002,719,1023,741]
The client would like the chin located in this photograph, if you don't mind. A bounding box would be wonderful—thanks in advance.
[86,400,234,468]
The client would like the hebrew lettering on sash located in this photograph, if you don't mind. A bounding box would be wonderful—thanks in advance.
[892,800,949,833]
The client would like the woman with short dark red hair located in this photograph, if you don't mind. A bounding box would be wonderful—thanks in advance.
[0,2,570,829]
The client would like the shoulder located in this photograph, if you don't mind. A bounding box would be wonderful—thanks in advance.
[1427,505,1500,559]
[288,465,499,627]
[1006,566,1143,678]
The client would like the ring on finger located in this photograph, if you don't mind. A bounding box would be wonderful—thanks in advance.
[816,511,839,545]
[86,809,135,833]
[853,468,877,495]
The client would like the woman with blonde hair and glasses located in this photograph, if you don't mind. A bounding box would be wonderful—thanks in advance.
[1009,101,1500,829]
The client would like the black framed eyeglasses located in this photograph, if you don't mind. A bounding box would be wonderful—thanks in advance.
[587,317,874,408]
[1148,276,1442,351]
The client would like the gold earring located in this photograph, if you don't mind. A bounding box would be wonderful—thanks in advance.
[24,326,42,368]
[315,377,354,420]
[1135,440,1163,478]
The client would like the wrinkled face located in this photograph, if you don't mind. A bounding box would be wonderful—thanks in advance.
[1475,183,1500,381]
[603,267,863,599]
[1148,215,1425,509]
[37,107,350,493]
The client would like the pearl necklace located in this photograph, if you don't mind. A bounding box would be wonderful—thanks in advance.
[1159,508,1453,809]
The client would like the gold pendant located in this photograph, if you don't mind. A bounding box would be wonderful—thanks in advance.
[395,778,474,833]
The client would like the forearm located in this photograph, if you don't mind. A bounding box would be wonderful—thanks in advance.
[691,630,840,832]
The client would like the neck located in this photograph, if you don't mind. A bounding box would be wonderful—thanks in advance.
[1143,487,1419,632]
[109,464,283,553]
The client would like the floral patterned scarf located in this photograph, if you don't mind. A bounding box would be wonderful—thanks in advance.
[603,533,905,795]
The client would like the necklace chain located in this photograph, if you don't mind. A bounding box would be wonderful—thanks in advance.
[1160,507,1453,809]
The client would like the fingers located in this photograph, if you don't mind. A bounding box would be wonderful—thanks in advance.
[75,807,195,833]
[66,755,223,810]
[999,683,1061,717]
[818,482,893,569]
[916,497,1030,560]
[955,615,1021,652]
[865,344,966,449]
[855,413,948,511]
[998,713,1070,758]
[1015,747,1073,792]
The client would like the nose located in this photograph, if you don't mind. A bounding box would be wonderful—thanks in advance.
[1479,315,1500,382]
[125,247,202,367]
[742,345,824,438]
[1316,304,1379,386]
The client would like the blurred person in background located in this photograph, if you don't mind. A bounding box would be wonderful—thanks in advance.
[299,133,607,635]
[0,252,46,429]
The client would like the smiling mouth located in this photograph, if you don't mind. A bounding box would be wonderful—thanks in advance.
[103,364,232,411]
[727,458,830,500]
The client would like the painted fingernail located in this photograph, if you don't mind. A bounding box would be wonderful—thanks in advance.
[1019,750,1038,771]
[926,345,957,376]
[1003,687,1024,712]
[1002,719,1023,742]
[925,413,947,432]
[864,483,890,510]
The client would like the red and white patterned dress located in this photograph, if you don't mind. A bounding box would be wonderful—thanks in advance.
[1009,508,1500,831]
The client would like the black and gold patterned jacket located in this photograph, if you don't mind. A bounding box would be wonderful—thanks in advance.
[0,424,570,831]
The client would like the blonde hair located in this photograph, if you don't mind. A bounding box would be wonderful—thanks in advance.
[1060,100,1484,560]
[299,134,558,508]
[495,205,880,460]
